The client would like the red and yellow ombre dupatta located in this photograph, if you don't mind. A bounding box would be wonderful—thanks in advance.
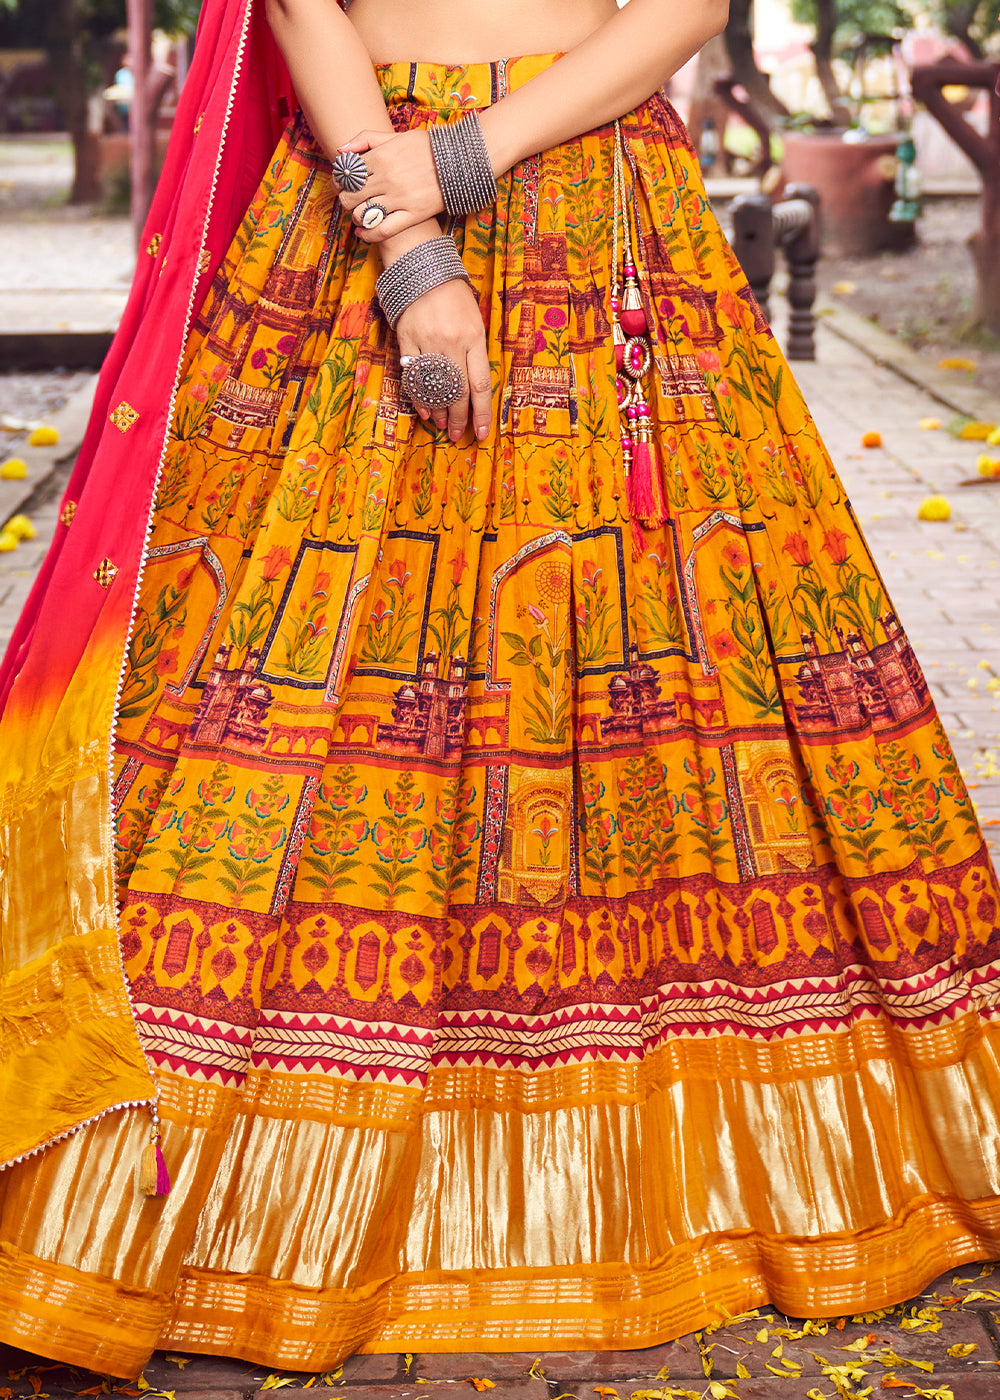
[0,0,295,1172]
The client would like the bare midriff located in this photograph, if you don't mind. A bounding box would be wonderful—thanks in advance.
[346,0,619,65]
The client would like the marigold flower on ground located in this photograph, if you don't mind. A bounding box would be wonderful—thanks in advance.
[0,529,19,552]
[28,425,59,447]
[955,419,996,441]
[5,514,36,541]
[861,431,882,448]
[917,495,951,522]
[0,457,27,480]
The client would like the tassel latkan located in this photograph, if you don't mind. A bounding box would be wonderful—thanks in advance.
[139,1132,171,1198]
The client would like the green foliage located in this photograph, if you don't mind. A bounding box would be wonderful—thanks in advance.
[790,0,911,42]
[789,0,1000,49]
[155,0,203,34]
[0,0,203,45]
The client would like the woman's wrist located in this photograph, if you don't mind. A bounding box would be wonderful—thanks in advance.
[378,218,444,268]
[478,105,518,182]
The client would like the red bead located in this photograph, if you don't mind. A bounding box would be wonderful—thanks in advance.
[621,308,649,336]
[614,342,625,371]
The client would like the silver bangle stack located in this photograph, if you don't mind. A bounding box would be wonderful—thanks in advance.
[375,235,472,330]
[428,111,499,217]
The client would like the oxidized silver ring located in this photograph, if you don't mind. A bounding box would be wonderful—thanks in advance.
[401,353,465,408]
[361,202,388,230]
[332,150,369,193]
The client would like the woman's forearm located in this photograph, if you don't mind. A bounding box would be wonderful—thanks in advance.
[479,0,731,174]
[264,0,392,153]
[264,0,441,261]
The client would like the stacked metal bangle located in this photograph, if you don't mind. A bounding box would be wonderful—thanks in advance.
[375,235,472,330]
[428,111,499,217]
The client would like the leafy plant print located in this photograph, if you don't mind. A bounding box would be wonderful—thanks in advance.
[818,526,886,644]
[503,557,571,745]
[172,361,229,444]
[428,551,471,664]
[725,335,784,418]
[876,742,953,865]
[219,776,290,906]
[822,747,887,867]
[539,442,573,524]
[275,450,323,524]
[119,565,192,719]
[638,548,685,652]
[360,557,420,666]
[369,771,428,907]
[579,763,616,886]
[304,342,357,446]
[301,767,369,901]
[227,545,290,655]
[575,558,619,667]
[679,755,730,867]
[277,570,330,677]
[427,775,480,900]
[696,348,739,438]
[713,535,780,718]
[114,770,170,889]
[133,766,234,891]
[248,334,295,389]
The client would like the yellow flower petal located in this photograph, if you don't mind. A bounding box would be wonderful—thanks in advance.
[832,280,856,295]
[958,420,996,441]
[861,431,883,448]
[27,425,59,447]
[0,457,27,480]
[4,513,36,540]
[0,530,19,552]
[938,356,978,372]
[918,495,951,521]
[919,417,942,430]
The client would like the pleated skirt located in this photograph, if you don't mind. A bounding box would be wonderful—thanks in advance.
[2,52,1000,1377]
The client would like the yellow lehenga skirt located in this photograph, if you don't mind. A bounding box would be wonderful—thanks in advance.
[3,53,1000,1377]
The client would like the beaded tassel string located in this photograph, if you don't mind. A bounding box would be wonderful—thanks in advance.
[610,120,667,546]
[138,1101,171,1198]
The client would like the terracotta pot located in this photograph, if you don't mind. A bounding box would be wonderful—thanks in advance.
[781,130,916,258]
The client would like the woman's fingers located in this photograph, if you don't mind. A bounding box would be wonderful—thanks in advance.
[335,129,393,154]
[397,330,430,422]
[465,340,493,443]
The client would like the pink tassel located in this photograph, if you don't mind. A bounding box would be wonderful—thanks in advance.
[630,427,668,529]
[629,439,658,520]
[155,1143,171,1196]
[139,1138,172,1198]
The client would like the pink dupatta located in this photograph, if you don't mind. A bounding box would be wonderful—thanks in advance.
[0,0,298,1170]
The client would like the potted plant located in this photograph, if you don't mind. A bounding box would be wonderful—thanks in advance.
[778,0,918,256]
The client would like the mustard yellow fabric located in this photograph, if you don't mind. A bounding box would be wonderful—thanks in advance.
[3,54,1000,1376]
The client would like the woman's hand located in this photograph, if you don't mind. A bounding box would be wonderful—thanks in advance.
[395,277,493,444]
[336,129,444,244]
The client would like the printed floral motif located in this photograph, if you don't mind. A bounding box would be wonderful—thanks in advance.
[110,65,997,1098]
